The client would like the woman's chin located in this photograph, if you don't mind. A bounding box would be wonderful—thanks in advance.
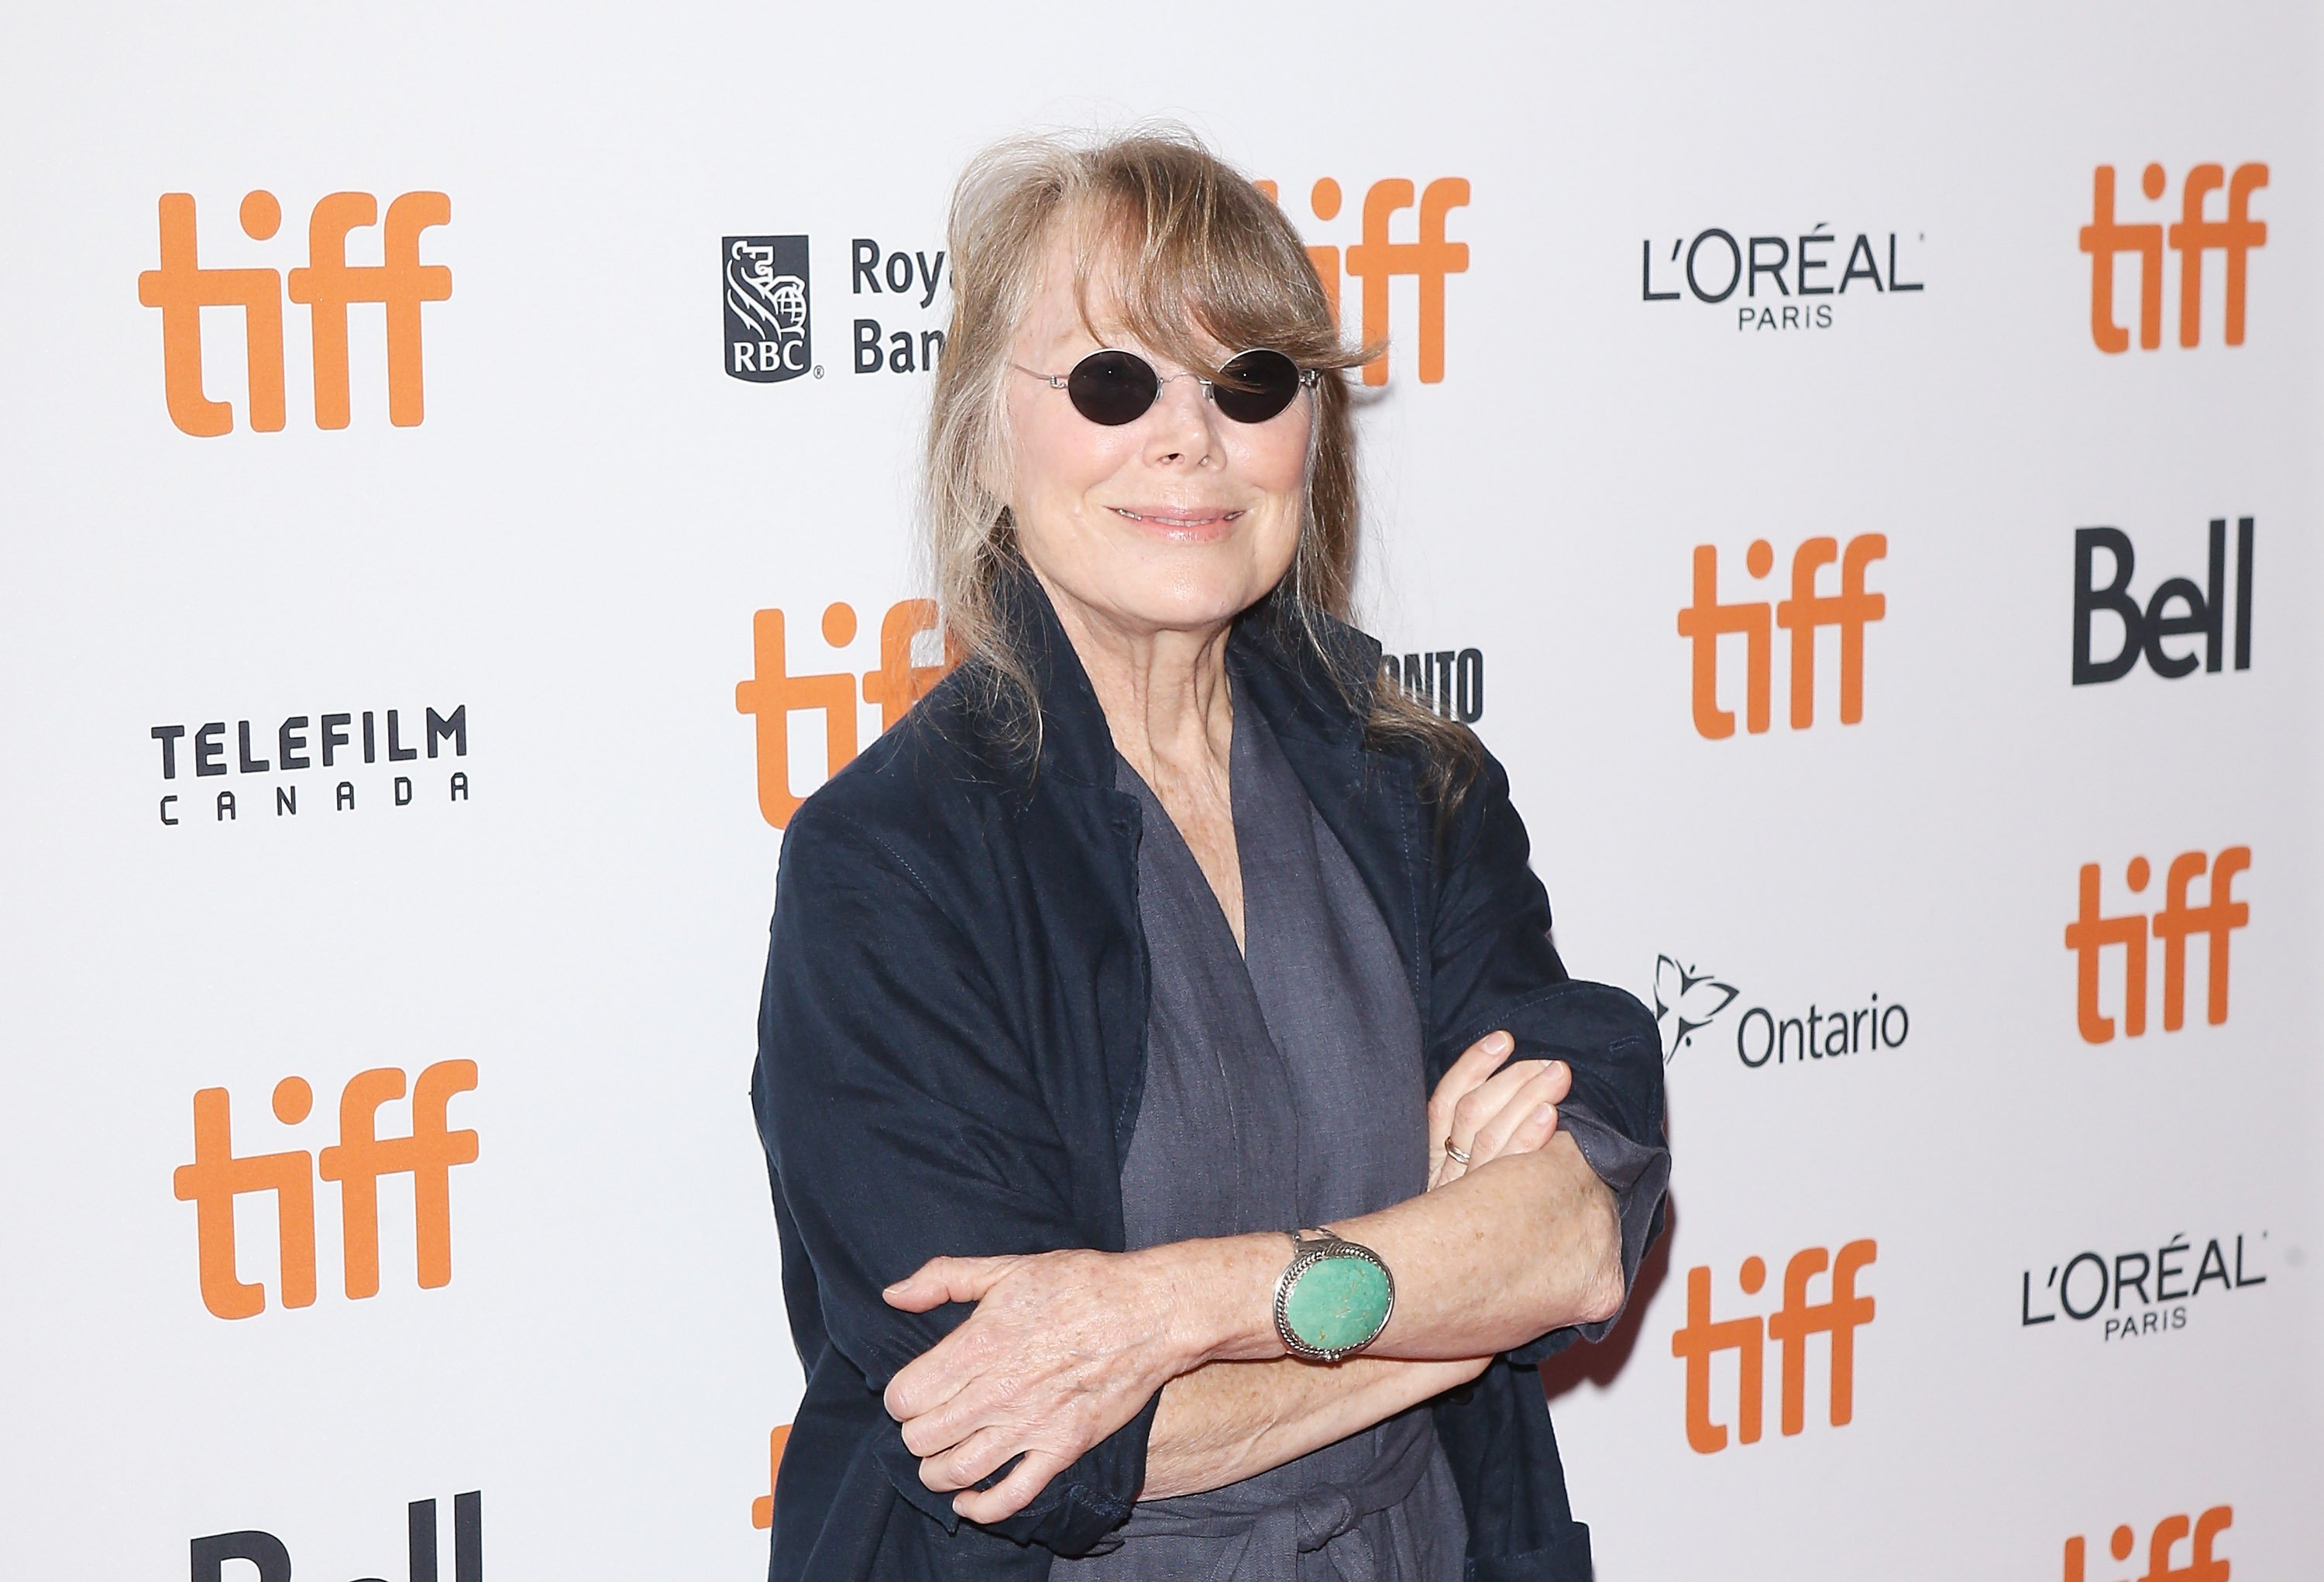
[1105,576,1277,637]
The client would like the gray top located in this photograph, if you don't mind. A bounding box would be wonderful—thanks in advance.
[1050,703,1466,1582]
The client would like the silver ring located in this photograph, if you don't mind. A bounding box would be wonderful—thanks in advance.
[1443,1138,1471,1167]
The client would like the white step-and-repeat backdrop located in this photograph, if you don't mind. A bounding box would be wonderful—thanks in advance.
[4,3,2318,1577]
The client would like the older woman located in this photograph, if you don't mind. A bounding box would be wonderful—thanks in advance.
[751,132,1668,1582]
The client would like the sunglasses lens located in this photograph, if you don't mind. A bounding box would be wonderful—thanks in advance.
[1211,350,1304,424]
[1065,351,1160,425]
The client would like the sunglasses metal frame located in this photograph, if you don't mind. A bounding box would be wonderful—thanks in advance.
[1012,347,1320,425]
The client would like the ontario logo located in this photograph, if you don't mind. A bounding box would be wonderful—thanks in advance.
[1652,954,1912,1072]
[1652,955,1738,1061]
[724,235,813,382]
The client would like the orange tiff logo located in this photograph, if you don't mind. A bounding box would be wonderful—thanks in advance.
[750,1424,793,1529]
[172,1062,477,1319]
[136,190,452,436]
[735,599,959,828]
[2079,163,2267,353]
[2064,1505,2230,1582]
[1676,535,1888,739]
[1670,1239,1876,1454]
[2066,848,2249,1044]
[1257,177,1468,385]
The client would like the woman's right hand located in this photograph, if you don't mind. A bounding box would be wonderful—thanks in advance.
[1425,1031,1571,1190]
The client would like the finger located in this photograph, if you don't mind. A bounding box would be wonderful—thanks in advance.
[1446,1058,1550,1158]
[917,1423,1023,1493]
[883,1254,1020,1312]
[1470,1068,1569,1164]
[1422,1031,1515,1115]
[1427,1036,1508,1174]
[1430,1030,1512,1113]
[952,1448,1074,1525]
[1496,1101,1563,1167]
[885,1319,992,1423]
[1540,1058,1573,1104]
[1472,1068,1565,1161]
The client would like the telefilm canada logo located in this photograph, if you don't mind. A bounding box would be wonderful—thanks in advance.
[1641,223,1924,332]
[194,1492,480,1582]
[138,190,452,435]
[1652,954,1910,1071]
[150,704,470,826]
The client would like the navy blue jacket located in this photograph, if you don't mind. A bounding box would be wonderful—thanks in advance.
[752,574,1667,1580]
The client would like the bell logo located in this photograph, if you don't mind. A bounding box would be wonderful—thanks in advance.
[2075,520,2255,685]
[1676,535,1888,739]
[2065,848,2250,1044]
[734,598,958,829]
[1669,1240,1876,1454]
[171,1062,478,1319]
[1257,177,1469,385]
[194,1491,481,1582]
[136,190,452,436]
[2079,163,2267,353]
[2062,1505,2230,1582]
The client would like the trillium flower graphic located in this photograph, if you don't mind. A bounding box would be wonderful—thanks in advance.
[1652,955,1739,1064]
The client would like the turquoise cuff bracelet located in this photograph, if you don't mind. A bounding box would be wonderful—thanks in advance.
[1273,1226,1395,1363]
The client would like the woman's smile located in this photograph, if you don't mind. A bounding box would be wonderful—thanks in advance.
[1105,504,1246,540]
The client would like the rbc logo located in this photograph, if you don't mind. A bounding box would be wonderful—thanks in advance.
[725,235,813,382]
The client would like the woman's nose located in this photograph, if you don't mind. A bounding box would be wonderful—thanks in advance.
[1140,375,1221,467]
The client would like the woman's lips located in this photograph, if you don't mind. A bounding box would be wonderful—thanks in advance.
[1107,506,1245,539]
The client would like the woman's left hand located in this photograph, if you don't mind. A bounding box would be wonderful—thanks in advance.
[881,1246,1203,1522]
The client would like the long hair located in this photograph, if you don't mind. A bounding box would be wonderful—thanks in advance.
[923,126,1478,800]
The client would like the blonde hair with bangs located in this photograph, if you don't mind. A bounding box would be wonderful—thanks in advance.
[923,127,1477,797]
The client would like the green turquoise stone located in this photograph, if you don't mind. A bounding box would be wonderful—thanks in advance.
[1287,1255,1391,1352]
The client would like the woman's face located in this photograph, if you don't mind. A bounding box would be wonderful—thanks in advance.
[1002,233,1311,646]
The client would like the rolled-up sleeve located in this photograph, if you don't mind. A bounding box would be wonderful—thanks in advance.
[1418,750,1671,1360]
[755,802,1152,1556]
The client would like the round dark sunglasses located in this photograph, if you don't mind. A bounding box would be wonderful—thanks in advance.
[1014,348,1319,426]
